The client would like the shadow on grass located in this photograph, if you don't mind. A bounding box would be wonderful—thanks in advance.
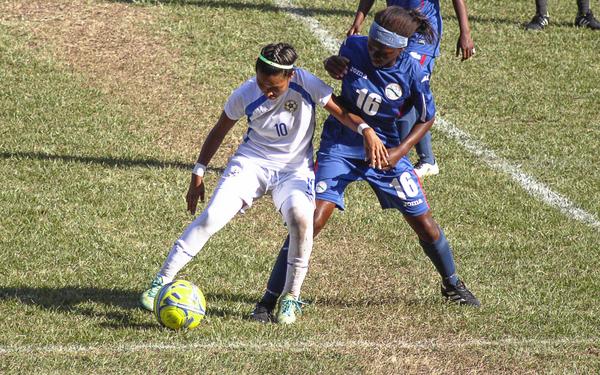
[111,0,355,17]
[0,286,156,329]
[311,294,437,308]
[0,150,224,174]
[0,286,260,327]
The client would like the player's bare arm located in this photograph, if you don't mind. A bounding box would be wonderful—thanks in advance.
[324,95,389,169]
[385,117,435,168]
[347,0,376,36]
[187,111,237,215]
[452,0,475,60]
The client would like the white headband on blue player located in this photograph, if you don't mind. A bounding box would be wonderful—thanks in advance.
[369,21,408,49]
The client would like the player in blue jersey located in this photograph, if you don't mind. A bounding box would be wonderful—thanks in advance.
[139,43,388,324]
[250,7,480,323]
[347,0,475,178]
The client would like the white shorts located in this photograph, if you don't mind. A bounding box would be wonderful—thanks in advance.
[213,155,315,212]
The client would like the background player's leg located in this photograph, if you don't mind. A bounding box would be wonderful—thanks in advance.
[526,0,550,30]
[536,0,548,16]
[415,131,435,165]
[577,0,589,16]
[397,107,416,142]
[574,0,600,29]
[398,106,438,177]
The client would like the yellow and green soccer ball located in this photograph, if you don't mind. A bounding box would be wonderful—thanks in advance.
[154,280,206,330]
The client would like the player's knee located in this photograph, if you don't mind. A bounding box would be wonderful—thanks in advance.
[191,210,222,237]
[281,195,314,236]
[415,216,440,243]
[286,207,312,236]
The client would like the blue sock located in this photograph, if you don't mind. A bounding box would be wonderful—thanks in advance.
[419,227,459,286]
[397,107,435,164]
[415,131,435,165]
[259,236,289,307]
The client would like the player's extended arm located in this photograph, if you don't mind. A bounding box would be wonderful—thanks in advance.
[347,0,376,36]
[452,0,475,61]
[386,117,435,167]
[324,95,389,169]
[187,111,237,215]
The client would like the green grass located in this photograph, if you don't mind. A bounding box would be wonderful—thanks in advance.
[1,0,599,373]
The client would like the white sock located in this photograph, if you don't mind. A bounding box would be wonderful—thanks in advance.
[280,194,314,299]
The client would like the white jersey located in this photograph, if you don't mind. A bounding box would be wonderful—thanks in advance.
[223,68,333,172]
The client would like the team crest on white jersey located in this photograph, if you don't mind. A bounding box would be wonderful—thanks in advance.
[285,100,298,112]
[315,181,327,193]
[385,83,402,100]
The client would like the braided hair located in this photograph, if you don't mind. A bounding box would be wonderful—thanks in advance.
[256,43,298,77]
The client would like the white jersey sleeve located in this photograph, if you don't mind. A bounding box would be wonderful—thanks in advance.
[223,81,253,121]
[294,69,333,108]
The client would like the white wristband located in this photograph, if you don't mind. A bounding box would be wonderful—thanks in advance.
[192,163,206,177]
[357,123,371,136]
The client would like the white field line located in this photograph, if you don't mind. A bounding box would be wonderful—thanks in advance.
[0,338,598,355]
[273,0,600,231]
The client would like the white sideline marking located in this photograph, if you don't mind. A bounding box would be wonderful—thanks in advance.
[436,119,600,229]
[0,338,598,355]
[273,0,600,231]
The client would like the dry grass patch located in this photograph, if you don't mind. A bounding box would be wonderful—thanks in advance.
[0,0,209,156]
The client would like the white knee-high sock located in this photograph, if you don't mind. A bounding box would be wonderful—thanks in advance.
[158,192,243,280]
[280,194,314,299]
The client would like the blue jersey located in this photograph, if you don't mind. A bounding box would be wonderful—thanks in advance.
[319,36,435,160]
[388,0,442,57]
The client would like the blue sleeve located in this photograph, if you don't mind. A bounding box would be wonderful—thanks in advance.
[411,70,436,123]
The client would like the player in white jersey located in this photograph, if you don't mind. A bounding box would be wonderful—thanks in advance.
[139,43,388,324]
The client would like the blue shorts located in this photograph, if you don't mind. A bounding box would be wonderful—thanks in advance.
[314,152,430,217]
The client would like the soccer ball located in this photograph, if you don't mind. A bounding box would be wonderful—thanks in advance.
[154,280,206,330]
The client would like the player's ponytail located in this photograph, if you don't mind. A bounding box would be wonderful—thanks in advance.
[256,43,297,77]
[374,6,435,44]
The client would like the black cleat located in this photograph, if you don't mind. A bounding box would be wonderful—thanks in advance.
[441,280,481,307]
[249,302,275,323]
[575,11,600,30]
[525,14,549,30]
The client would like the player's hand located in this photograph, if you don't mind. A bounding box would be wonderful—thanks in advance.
[456,33,475,61]
[346,22,362,37]
[186,173,205,215]
[381,145,408,171]
[324,55,350,80]
[363,128,389,170]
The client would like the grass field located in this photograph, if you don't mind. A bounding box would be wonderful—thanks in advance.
[1,0,599,373]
